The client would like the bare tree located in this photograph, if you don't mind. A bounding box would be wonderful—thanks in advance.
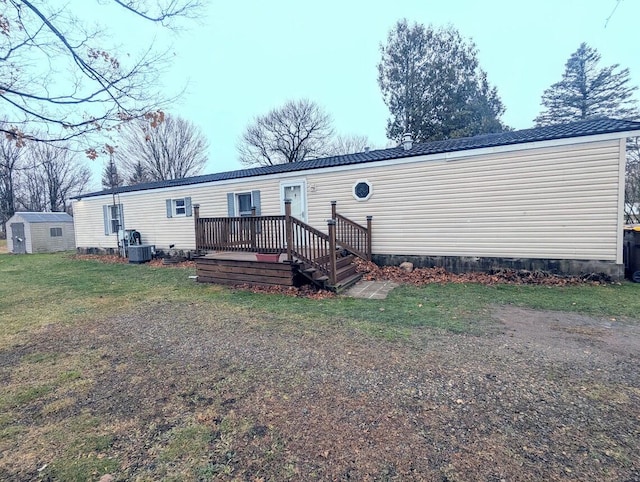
[328,134,374,156]
[17,144,91,213]
[0,1,201,146]
[115,114,208,181]
[238,99,334,166]
[0,131,23,230]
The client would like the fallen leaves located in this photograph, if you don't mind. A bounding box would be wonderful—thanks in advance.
[234,283,336,299]
[354,258,612,286]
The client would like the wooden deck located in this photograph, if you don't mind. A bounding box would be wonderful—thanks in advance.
[193,201,370,291]
[196,252,303,287]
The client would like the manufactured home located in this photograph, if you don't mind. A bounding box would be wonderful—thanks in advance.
[72,118,640,281]
[7,212,75,254]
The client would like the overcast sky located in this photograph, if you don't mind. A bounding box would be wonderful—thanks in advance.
[85,0,639,189]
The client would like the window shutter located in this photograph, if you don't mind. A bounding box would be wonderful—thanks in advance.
[166,199,173,218]
[103,205,110,235]
[227,193,235,217]
[185,197,193,217]
[251,190,261,215]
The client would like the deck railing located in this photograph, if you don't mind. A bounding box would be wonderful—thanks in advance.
[194,202,338,284]
[288,216,335,284]
[196,214,287,253]
[194,201,372,287]
[331,201,372,261]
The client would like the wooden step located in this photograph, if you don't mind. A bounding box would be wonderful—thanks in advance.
[336,263,357,282]
[336,254,354,269]
[331,272,363,293]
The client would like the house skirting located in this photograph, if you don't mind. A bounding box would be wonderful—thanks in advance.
[372,254,624,281]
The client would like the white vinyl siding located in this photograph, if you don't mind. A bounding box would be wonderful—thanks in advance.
[305,139,622,261]
[74,183,279,250]
[72,138,624,262]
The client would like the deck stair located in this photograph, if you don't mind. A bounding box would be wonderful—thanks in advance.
[296,252,362,293]
[194,200,371,292]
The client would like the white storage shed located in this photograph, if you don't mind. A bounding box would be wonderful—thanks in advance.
[7,212,75,254]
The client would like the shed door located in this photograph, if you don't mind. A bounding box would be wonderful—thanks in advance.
[10,223,26,254]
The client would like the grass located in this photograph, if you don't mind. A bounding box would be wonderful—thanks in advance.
[225,280,640,339]
[0,251,639,480]
[2,252,639,342]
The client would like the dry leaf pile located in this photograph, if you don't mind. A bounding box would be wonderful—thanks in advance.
[354,258,613,286]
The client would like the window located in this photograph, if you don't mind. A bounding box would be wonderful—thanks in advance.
[50,227,62,237]
[165,197,192,218]
[353,180,373,201]
[109,205,121,232]
[226,190,261,217]
[103,204,123,235]
[237,193,253,216]
[174,198,186,216]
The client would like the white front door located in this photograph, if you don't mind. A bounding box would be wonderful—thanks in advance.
[281,180,307,222]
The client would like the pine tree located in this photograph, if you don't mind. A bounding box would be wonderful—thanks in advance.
[101,157,123,190]
[534,43,639,126]
[128,160,150,185]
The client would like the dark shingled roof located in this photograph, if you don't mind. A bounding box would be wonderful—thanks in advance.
[76,118,640,199]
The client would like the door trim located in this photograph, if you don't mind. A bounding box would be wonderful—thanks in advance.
[280,179,307,222]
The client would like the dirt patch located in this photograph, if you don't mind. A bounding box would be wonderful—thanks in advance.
[1,301,638,481]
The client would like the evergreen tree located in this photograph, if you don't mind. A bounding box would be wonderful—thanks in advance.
[102,157,123,190]
[378,20,507,143]
[534,43,639,126]
[128,160,150,185]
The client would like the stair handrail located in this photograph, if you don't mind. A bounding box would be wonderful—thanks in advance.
[285,199,336,284]
[331,201,372,261]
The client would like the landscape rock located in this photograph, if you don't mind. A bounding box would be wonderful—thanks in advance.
[399,261,414,273]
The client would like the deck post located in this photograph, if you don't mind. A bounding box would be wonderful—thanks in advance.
[285,199,293,262]
[327,219,337,285]
[194,204,200,250]
[331,200,337,219]
[250,206,257,248]
[366,215,372,261]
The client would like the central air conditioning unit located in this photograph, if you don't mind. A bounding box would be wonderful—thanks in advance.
[128,244,154,264]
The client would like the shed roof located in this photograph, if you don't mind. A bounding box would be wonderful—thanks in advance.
[75,117,640,200]
[13,212,74,223]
